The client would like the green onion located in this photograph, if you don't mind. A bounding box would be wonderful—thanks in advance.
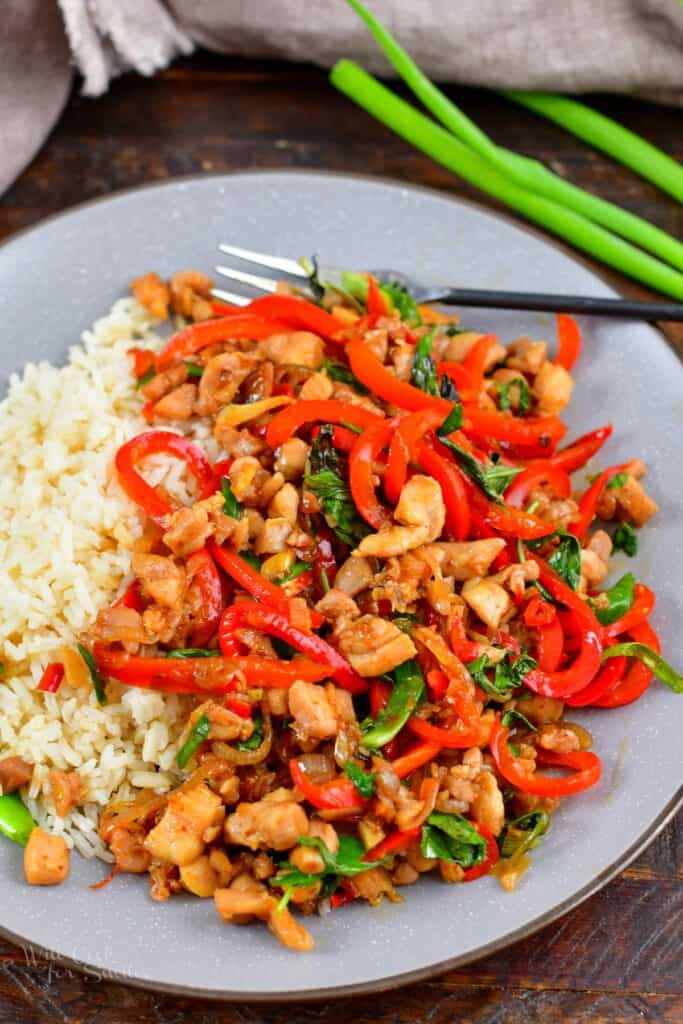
[341,0,683,275]
[344,762,376,798]
[503,91,683,206]
[77,644,106,705]
[602,643,683,694]
[165,648,215,659]
[329,61,683,301]
[361,659,424,749]
[176,713,210,769]
[0,793,36,847]
[275,561,313,585]
[221,478,242,519]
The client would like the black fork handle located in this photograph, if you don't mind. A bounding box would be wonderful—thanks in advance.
[437,288,683,321]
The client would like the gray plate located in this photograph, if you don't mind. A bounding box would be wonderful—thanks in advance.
[0,171,681,1001]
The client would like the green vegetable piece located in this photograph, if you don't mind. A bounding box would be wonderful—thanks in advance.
[322,358,368,394]
[239,551,262,572]
[411,328,439,396]
[235,712,265,751]
[468,652,536,702]
[275,561,313,586]
[501,708,537,732]
[136,367,155,389]
[420,812,486,868]
[494,376,530,413]
[176,713,210,770]
[439,374,460,402]
[437,406,464,435]
[344,762,377,798]
[269,834,388,910]
[591,572,635,626]
[546,533,582,591]
[165,648,215,659]
[437,436,523,501]
[0,793,36,847]
[361,659,425,749]
[380,280,423,324]
[78,644,106,706]
[305,469,369,547]
[607,471,628,491]
[221,477,242,520]
[185,362,203,378]
[499,810,551,860]
[529,579,555,603]
[602,643,683,694]
[613,522,638,557]
[392,613,416,635]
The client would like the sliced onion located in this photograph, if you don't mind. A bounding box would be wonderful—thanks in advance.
[212,703,273,765]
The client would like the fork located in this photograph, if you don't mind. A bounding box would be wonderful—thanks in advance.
[212,243,683,322]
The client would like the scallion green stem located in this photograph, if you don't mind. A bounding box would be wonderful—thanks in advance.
[329,60,683,301]
[503,91,683,206]
[343,0,683,272]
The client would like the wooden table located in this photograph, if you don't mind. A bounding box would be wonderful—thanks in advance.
[0,51,681,1024]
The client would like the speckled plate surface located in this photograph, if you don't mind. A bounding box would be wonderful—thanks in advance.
[0,171,681,1000]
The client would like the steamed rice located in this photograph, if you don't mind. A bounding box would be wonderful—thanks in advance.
[0,298,206,859]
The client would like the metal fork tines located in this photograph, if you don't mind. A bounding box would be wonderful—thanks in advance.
[212,244,311,306]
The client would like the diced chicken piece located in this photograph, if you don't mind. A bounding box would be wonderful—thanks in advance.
[580,529,613,589]
[215,875,314,952]
[532,361,574,415]
[348,866,396,905]
[267,483,299,525]
[132,554,186,609]
[357,475,445,557]
[337,615,416,677]
[0,756,33,794]
[260,331,324,369]
[470,771,505,836]
[91,606,150,645]
[299,371,334,401]
[290,820,339,874]
[314,588,360,623]
[334,555,374,596]
[152,383,197,420]
[180,855,219,898]
[130,271,170,319]
[145,783,224,867]
[461,577,513,630]
[514,694,564,726]
[421,539,506,580]
[253,517,292,555]
[288,680,338,741]
[225,799,309,852]
[444,331,506,369]
[108,824,151,873]
[141,363,187,401]
[170,270,214,321]
[49,770,82,817]
[200,701,253,743]
[489,560,540,600]
[506,338,548,374]
[24,828,70,886]
[198,351,259,416]
[140,605,184,646]
[537,724,581,754]
[615,475,658,527]
[163,504,213,558]
[274,437,309,481]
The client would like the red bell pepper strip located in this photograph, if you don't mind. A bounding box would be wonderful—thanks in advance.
[112,580,144,612]
[156,316,290,372]
[37,663,65,694]
[462,822,500,882]
[363,827,421,862]
[310,424,358,453]
[426,669,449,702]
[390,741,442,779]
[186,547,223,647]
[408,715,480,749]
[529,553,600,631]
[555,314,582,371]
[490,720,602,796]
[213,457,234,479]
[465,483,554,541]
[370,678,392,717]
[461,406,567,454]
[347,336,452,415]
[225,696,252,719]
[94,646,328,691]
[525,614,602,698]
[265,399,382,449]
[525,425,613,474]
[243,295,344,342]
[384,408,445,505]
[210,301,240,316]
[225,602,367,694]
[366,274,390,316]
[217,605,247,657]
[415,442,471,541]
[129,347,156,379]
[600,583,655,641]
[569,463,628,540]
[504,464,571,509]
[349,418,396,529]
[449,619,481,664]
[523,593,557,628]
[289,759,365,810]
[207,540,320,624]
[564,655,627,708]
[595,621,661,708]
[115,431,218,526]
[462,334,499,392]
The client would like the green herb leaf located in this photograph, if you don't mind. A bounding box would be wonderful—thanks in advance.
[438,438,523,501]
[235,712,264,751]
[546,532,582,591]
[392,613,416,635]
[499,810,551,859]
[239,551,262,572]
[613,522,638,556]
[501,709,537,732]
[602,643,683,693]
[420,812,487,868]
[299,834,387,876]
[439,374,460,401]
[322,358,368,394]
[269,864,322,911]
[299,255,326,303]
[380,280,423,324]
[494,376,530,413]
[437,405,464,435]
[275,561,313,586]
[78,644,106,705]
[607,471,628,490]
[590,572,635,626]
[468,652,536,702]
[411,328,439,396]
[529,579,555,603]
[176,713,210,769]
[305,469,369,546]
[136,367,155,389]
[165,648,215,659]
[221,477,242,519]
[344,762,377,798]
[185,362,203,378]
[309,424,343,476]
[361,659,425,749]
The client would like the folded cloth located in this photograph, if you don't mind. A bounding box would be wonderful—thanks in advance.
[1,0,682,199]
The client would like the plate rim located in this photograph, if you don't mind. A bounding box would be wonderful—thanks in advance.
[0,168,680,1002]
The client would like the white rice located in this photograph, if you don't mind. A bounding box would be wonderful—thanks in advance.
[0,298,210,859]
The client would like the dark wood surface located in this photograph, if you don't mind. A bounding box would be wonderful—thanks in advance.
[1,51,681,1024]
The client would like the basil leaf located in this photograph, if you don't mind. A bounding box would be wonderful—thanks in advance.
[361,659,425,749]
[420,812,486,868]
[613,522,638,557]
[499,810,551,859]
[275,561,313,585]
[344,762,377,798]
[165,648,215,659]
[437,405,464,435]
[239,551,262,572]
[235,712,264,751]
[221,477,242,519]
[501,709,537,732]
[411,328,439,396]
[380,280,423,325]
[529,579,555,603]
[591,572,635,626]
[176,713,210,769]
[305,469,369,547]
[607,471,628,490]
[78,644,106,705]
[602,643,683,693]
[494,376,530,414]
[298,834,387,876]
[468,652,536,702]
[322,358,368,394]
[547,533,582,591]
[136,367,155,389]
[309,424,342,476]
[185,362,203,378]
[438,438,523,501]
[268,864,323,911]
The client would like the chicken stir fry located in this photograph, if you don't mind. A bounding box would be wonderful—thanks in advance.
[9,267,678,954]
